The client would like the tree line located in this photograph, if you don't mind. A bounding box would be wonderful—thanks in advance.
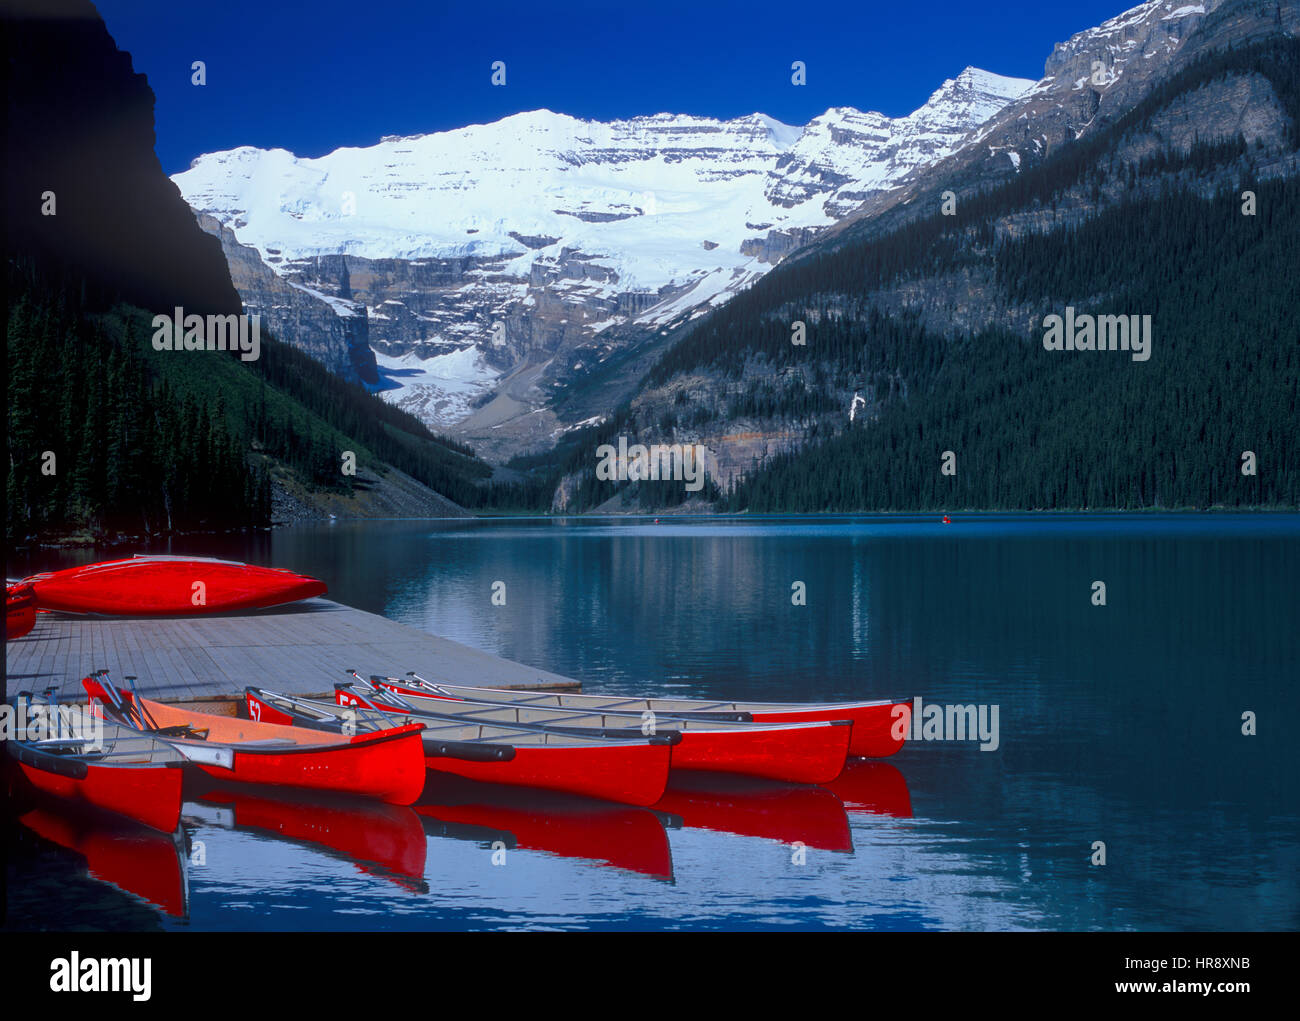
[6,274,269,540]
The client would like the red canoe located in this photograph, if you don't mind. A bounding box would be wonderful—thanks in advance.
[249,687,675,807]
[83,677,426,806]
[6,582,37,639]
[666,719,849,783]
[371,675,908,759]
[5,698,184,833]
[24,555,326,615]
[421,737,671,807]
[340,680,852,784]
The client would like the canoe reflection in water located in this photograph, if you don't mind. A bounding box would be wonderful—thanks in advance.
[12,761,912,920]
[416,773,677,880]
[17,805,190,918]
[822,761,913,818]
[415,761,912,876]
[656,762,910,853]
[657,773,854,852]
[185,782,429,893]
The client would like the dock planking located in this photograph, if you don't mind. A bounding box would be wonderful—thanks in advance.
[4,597,581,702]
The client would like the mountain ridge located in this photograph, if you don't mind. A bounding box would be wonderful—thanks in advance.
[173,66,1034,449]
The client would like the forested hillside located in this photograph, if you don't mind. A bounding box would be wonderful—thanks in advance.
[6,269,267,539]
[728,177,1298,511]
[5,262,499,542]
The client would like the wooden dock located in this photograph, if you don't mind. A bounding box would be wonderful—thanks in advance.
[3,598,581,702]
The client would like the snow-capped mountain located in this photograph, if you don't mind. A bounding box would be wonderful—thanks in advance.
[173,67,1032,441]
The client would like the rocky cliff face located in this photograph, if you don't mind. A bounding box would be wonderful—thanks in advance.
[194,213,379,383]
[830,0,1300,241]
[765,69,1039,215]
[172,71,1033,445]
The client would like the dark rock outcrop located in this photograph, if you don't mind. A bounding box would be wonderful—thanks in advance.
[2,0,240,315]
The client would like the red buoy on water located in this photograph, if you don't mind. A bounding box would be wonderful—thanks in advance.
[942,514,951,524]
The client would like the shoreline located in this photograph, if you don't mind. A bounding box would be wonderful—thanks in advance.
[10,505,1299,554]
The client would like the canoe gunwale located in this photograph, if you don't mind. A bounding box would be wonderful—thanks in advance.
[139,694,425,755]
[158,722,425,756]
[358,683,859,734]
[374,677,900,716]
[254,687,683,751]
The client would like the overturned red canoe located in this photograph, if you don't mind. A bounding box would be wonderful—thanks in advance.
[24,555,326,616]
[6,582,37,639]
[374,675,908,759]
[84,678,427,806]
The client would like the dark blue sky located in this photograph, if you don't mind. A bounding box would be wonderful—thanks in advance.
[94,0,1132,175]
